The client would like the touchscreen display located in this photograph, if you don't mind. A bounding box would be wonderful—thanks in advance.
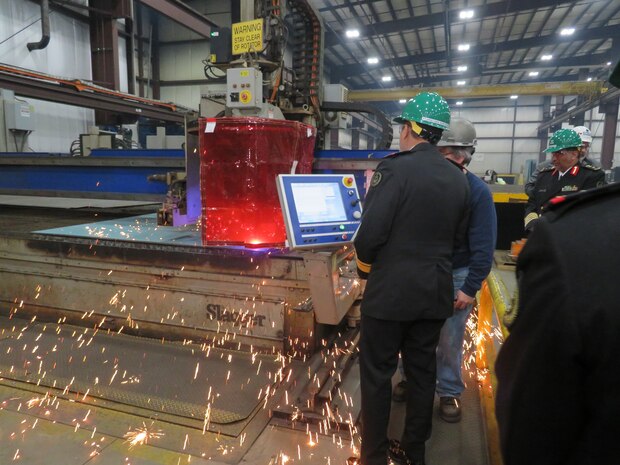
[290,182,347,224]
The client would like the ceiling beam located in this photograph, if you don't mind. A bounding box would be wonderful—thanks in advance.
[0,65,188,123]
[348,81,604,102]
[137,0,218,37]
[332,24,620,82]
[323,0,569,47]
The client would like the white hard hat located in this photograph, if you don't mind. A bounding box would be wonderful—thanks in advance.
[437,117,477,147]
[572,125,593,143]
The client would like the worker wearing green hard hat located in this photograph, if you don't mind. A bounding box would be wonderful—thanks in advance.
[543,128,583,154]
[354,89,470,465]
[524,128,605,232]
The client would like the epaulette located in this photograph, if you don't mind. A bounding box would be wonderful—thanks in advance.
[581,162,601,171]
[540,165,555,172]
[544,182,620,220]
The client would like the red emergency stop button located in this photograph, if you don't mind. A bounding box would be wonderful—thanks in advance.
[343,176,354,187]
[240,90,252,104]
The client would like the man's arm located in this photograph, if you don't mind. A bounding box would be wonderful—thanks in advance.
[495,221,585,465]
[353,163,400,278]
[459,183,497,301]
[524,164,542,197]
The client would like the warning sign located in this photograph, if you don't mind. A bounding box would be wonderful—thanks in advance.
[232,19,263,55]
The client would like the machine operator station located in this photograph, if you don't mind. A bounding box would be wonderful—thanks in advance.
[0,1,618,464]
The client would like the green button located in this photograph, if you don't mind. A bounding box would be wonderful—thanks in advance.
[339,224,345,230]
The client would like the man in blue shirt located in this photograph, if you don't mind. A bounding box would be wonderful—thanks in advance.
[393,117,497,423]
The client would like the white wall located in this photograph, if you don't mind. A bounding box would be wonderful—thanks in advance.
[158,0,231,110]
[0,0,95,153]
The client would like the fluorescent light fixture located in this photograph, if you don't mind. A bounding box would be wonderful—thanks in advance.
[399,99,407,103]
[607,61,612,66]
[510,95,519,99]
[529,71,539,77]
[456,101,464,106]
[382,76,392,82]
[459,10,474,19]
[541,54,553,61]
[560,27,575,36]
[345,29,360,38]
[367,57,379,64]
[457,65,468,72]
[457,43,470,51]
[587,77,593,82]
[456,80,466,85]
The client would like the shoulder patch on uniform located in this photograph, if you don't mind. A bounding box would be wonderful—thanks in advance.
[582,163,601,171]
[541,165,555,172]
[370,171,382,187]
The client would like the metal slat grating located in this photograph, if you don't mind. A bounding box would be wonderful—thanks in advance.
[0,318,280,426]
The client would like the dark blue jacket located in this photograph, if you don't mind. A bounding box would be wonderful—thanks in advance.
[452,171,497,297]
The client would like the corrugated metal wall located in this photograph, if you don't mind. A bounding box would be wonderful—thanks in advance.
[158,0,230,109]
[0,0,95,153]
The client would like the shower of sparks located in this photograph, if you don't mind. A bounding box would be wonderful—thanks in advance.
[123,423,163,448]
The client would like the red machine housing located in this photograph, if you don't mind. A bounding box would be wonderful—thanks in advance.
[199,117,316,246]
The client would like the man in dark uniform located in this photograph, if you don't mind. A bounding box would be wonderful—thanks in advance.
[354,92,469,465]
[524,125,598,197]
[524,128,604,232]
[495,181,620,465]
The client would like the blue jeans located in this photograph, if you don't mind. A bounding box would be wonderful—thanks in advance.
[435,267,471,398]
[397,267,472,398]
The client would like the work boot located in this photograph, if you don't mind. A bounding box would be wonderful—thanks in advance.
[392,380,407,403]
[439,396,461,423]
[387,440,425,465]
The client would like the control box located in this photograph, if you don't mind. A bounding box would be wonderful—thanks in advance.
[226,68,263,109]
[209,27,232,64]
[277,174,362,249]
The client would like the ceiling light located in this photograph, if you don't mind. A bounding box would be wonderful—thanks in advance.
[560,27,575,36]
[459,10,474,19]
[456,80,466,85]
[607,61,612,66]
[367,57,379,64]
[457,65,468,72]
[587,77,593,82]
[399,99,407,104]
[541,54,553,61]
[345,29,360,38]
[455,101,464,106]
[529,71,539,77]
[510,95,519,99]
[457,44,470,51]
[382,76,392,82]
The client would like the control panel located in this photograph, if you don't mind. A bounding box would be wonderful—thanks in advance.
[277,174,363,249]
[226,68,263,109]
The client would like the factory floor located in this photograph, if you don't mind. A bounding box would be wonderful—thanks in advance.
[0,309,494,465]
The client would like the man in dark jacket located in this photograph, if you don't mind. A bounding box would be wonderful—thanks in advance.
[524,128,604,232]
[496,181,620,465]
[354,92,469,465]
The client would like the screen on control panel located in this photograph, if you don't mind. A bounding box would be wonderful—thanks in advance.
[291,182,348,224]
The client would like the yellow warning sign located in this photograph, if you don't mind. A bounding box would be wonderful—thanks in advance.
[232,19,263,55]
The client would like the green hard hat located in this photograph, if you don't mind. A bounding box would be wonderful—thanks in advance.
[393,92,451,130]
[544,128,583,153]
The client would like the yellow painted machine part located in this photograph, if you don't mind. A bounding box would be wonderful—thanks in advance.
[476,279,505,465]
[349,81,604,102]
[491,192,528,203]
